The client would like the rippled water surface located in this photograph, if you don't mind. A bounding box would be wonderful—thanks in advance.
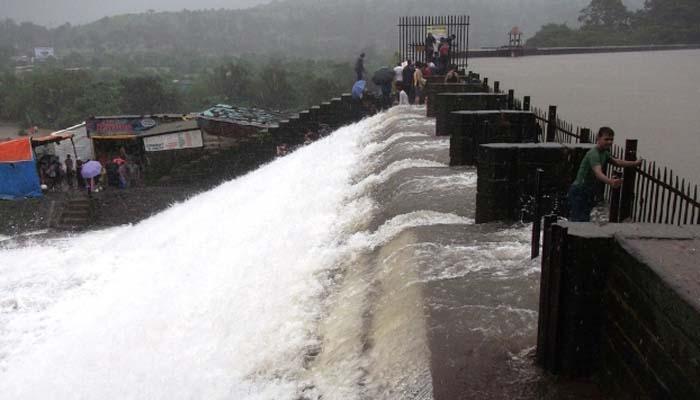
[470,50,700,182]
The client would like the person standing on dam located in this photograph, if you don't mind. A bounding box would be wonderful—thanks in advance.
[424,32,436,62]
[355,53,366,81]
[402,60,415,105]
[568,127,642,222]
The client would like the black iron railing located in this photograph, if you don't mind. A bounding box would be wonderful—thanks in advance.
[397,16,470,72]
[532,104,699,225]
[631,160,700,225]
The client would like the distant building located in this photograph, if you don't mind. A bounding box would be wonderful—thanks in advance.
[33,47,55,62]
[508,27,523,48]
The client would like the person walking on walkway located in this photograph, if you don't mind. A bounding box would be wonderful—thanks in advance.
[413,62,427,104]
[64,154,74,188]
[355,53,366,81]
[424,32,436,62]
[567,127,641,222]
[402,60,415,105]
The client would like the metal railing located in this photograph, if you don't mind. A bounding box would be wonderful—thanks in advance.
[532,104,699,225]
[630,159,700,224]
[397,16,470,72]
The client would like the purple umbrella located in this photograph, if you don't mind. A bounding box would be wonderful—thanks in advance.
[81,160,102,179]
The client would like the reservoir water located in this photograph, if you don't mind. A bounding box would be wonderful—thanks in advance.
[470,49,700,183]
[0,108,547,399]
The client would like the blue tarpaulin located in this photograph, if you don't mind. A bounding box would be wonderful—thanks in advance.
[0,138,42,200]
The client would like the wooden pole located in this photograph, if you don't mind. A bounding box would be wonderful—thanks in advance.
[609,171,622,222]
[531,168,544,259]
[546,105,557,142]
[523,96,531,111]
[493,81,500,93]
[536,223,567,372]
[580,128,591,143]
[70,137,78,159]
[507,89,515,110]
[620,139,638,221]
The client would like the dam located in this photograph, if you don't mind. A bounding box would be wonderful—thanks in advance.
[0,107,550,399]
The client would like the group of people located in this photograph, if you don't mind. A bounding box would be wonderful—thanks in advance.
[36,148,142,195]
[393,60,462,106]
[37,154,70,190]
[353,32,463,109]
[424,32,457,75]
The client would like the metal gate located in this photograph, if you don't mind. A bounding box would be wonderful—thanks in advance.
[397,16,470,71]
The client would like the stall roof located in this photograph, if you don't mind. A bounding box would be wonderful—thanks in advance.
[199,104,285,125]
[30,133,74,147]
[89,113,192,120]
[89,120,199,140]
[138,119,200,138]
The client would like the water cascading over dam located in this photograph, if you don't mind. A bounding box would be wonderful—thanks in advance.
[0,107,540,399]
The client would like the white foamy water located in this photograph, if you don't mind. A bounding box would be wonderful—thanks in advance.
[0,112,409,399]
[0,106,533,399]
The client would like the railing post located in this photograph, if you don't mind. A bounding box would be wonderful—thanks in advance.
[507,89,515,110]
[523,96,531,111]
[546,105,557,142]
[580,128,590,144]
[539,213,558,271]
[493,81,500,93]
[531,168,544,259]
[609,171,622,222]
[536,223,568,371]
[620,139,638,221]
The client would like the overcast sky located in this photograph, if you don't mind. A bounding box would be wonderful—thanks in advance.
[1,0,645,28]
[0,0,273,26]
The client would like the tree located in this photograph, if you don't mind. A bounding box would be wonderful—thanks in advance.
[578,0,631,31]
[637,0,700,43]
[256,64,295,110]
[118,76,181,114]
[208,61,253,104]
[525,24,581,47]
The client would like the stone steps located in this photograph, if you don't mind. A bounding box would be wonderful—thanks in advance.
[55,197,93,230]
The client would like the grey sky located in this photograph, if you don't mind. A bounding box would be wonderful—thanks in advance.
[1,0,646,28]
[0,0,272,26]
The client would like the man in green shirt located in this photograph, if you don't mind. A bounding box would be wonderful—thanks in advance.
[568,127,642,222]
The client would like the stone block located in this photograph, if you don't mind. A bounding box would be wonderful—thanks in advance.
[425,83,487,117]
[435,93,508,136]
[448,111,538,166]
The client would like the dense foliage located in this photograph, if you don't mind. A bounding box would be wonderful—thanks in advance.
[0,0,597,60]
[0,58,354,129]
[527,0,700,47]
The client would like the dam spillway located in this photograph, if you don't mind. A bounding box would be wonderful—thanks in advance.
[0,107,540,399]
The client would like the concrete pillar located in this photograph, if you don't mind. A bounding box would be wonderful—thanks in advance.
[424,83,488,117]
[434,93,508,136]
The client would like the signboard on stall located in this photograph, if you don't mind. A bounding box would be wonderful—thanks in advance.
[143,130,203,152]
[87,117,159,137]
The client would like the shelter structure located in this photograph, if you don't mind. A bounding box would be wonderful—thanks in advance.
[0,138,42,200]
[86,114,203,165]
[196,104,285,140]
[508,26,523,48]
[51,123,93,162]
